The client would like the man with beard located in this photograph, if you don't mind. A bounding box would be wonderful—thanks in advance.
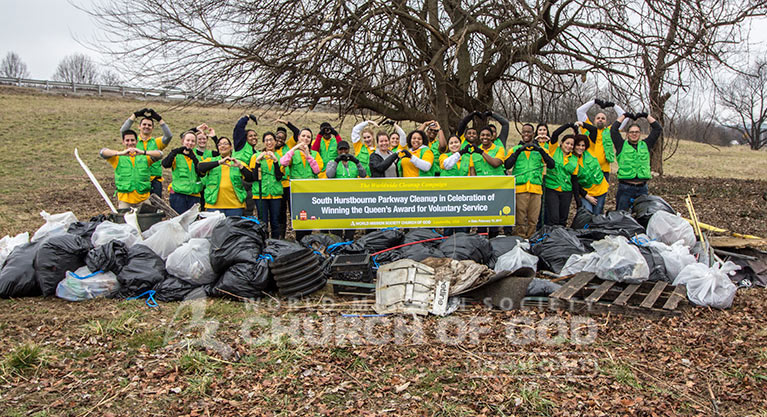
[576,98,630,182]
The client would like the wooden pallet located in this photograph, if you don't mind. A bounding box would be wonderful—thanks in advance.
[547,272,687,317]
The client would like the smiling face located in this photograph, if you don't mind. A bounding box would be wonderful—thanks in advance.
[298,129,313,145]
[627,125,642,144]
[594,112,607,129]
[448,136,461,153]
[410,132,423,149]
[561,137,575,154]
[246,130,258,146]
[537,125,548,137]
[521,125,534,143]
[479,129,493,147]
[139,118,154,136]
[263,134,276,151]
[390,132,399,145]
[362,130,375,147]
[182,132,196,149]
[377,134,390,152]
[196,131,208,150]
[275,131,286,147]
[574,139,587,156]
[217,138,232,156]
[426,126,438,141]
[122,134,137,149]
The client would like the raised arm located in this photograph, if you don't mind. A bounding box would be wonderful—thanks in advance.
[491,111,510,148]
[644,115,663,149]
[581,122,598,143]
[395,124,407,149]
[610,118,626,155]
[576,99,595,123]
[457,112,477,136]
[351,120,373,144]
[550,123,572,144]
[232,116,249,152]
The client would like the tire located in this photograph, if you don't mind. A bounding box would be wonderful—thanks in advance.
[273,261,322,287]
[279,277,327,298]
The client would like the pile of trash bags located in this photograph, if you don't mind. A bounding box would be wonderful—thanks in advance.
[0,193,748,309]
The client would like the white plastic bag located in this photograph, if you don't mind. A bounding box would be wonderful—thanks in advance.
[31,211,78,242]
[139,220,189,260]
[673,261,739,309]
[560,252,600,276]
[0,232,30,267]
[144,204,200,239]
[652,240,697,280]
[592,235,649,283]
[189,211,225,239]
[647,211,696,248]
[91,221,140,247]
[55,266,119,301]
[165,238,216,285]
[494,242,538,273]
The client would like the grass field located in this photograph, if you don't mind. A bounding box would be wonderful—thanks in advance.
[1,87,767,416]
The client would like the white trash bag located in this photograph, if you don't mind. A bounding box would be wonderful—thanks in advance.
[0,232,30,266]
[139,217,190,260]
[189,211,225,239]
[560,252,600,277]
[165,238,216,285]
[673,261,739,309]
[91,221,140,247]
[592,235,650,283]
[31,211,78,242]
[494,242,538,274]
[55,266,119,301]
[652,240,697,280]
[646,211,696,248]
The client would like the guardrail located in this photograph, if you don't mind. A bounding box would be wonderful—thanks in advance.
[0,76,192,99]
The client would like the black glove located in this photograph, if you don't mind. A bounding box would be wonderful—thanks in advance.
[133,108,148,118]
[334,155,344,163]
[459,147,471,155]
[594,98,605,107]
[635,112,648,119]
[514,146,526,155]
[248,114,258,124]
[623,112,636,120]
[400,149,412,159]
[603,101,615,108]
[348,155,360,164]
[473,145,484,154]
[483,110,493,119]
[149,109,162,121]
[330,128,338,136]
[380,119,394,126]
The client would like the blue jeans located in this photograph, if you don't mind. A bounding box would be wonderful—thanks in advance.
[615,182,648,212]
[150,178,163,197]
[256,198,282,239]
[581,193,607,215]
[208,208,244,217]
[169,192,200,215]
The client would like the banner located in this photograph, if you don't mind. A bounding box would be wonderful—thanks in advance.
[290,176,515,230]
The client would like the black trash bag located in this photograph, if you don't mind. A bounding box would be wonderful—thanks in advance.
[115,244,166,298]
[333,241,368,256]
[570,207,593,229]
[211,259,272,299]
[387,243,446,263]
[490,236,525,258]
[526,278,562,296]
[438,233,495,266]
[300,233,343,252]
[153,275,207,302]
[85,240,130,275]
[0,242,42,298]
[263,239,307,262]
[635,244,671,283]
[67,221,102,240]
[582,210,645,238]
[402,229,444,246]
[35,234,92,296]
[89,214,109,223]
[529,226,587,274]
[355,229,405,253]
[632,195,675,227]
[209,217,268,273]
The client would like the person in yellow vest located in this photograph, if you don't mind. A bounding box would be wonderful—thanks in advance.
[440,135,476,177]
[542,126,579,226]
[504,123,555,238]
[196,137,256,217]
[351,120,378,177]
[611,112,663,211]
[397,130,434,177]
[576,98,630,182]
[161,131,202,215]
[571,133,609,215]
[280,128,324,241]
[311,122,342,178]
[249,132,285,239]
[100,129,164,209]
[120,108,172,197]
[417,120,447,176]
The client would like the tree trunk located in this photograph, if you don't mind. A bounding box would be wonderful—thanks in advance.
[648,89,669,176]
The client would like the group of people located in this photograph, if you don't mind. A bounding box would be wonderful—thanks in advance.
[100,99,662,239]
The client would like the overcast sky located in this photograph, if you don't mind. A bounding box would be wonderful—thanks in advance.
[2,0,766,81]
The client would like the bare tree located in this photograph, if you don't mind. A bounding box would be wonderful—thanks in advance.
[718,59,767,150]
[0,52,30,79]
[100,69,122,86]
[53,53,100,84]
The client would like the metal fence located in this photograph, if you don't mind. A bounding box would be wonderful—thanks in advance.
[0,76,190,99]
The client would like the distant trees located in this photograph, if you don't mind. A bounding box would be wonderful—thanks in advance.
[719,59,767,150]
[100,70,122,86]
[0,52,30,79]
[53,53,100,84]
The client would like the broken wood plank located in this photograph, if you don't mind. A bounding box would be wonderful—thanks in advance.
[662,284,687,310]
[549,272,594,300]
[613,284,640,306]
[585,280,615,304]
[640,281,667,309]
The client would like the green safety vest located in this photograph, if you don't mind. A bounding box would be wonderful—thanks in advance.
[197,149,214,160]
[440,152,471,177]
[428,140,441,176]
[356,145,372,177]
[473,145,505,176]
[600,128,615,163]
[545,147,578,192]
[577,152,605,189]
[202,156,247,205]
[335,160,359,179]
[233,145,254,165]
[253,157,284,198]
[617,141,651,180]
[171,153,203,195]
[290,150,321,179]
[319,139,338,172]
[510,145,545,186]
[136,137,162,179]
[114,154,152,194]
[398,147,433,177]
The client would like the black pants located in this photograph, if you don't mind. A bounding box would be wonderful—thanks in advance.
[330,229,356,241]
[243,182,256,216]
[150,178,163,198]
[279,186,290,239]
[477,227,500,238]
[603,171,610,183]
[544,188,572,227]
[443,227,469,236]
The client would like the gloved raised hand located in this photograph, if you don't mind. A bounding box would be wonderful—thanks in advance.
[133,108,149,118]
[348,155,360,164]
[248,114,258,124]
[603,101,615,108]
[459,146,472,155]
[623,112,636,120]
[334,155,344,163]
[399,149,412,159]
[635,112,648,119]
[594,98,605,107]
[473,145,484,154]
[149,109,162,121]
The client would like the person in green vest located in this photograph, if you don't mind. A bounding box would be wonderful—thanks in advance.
[233,115,259,216]
[571,133,609,215]
[274,120,300,239]
[311,122,342,178]
[576,98,631,182]
[456,112,481,148]
[99,129,164,209]
[325,141,367,240]
[161,131,202,215]
[196,137,256,217]
[416,120,447,176]
[471,126,506,176]
[397,130,434,177]
[280,128,324,241]
[249,132,285,239]
[439,135,475,177]
[191,124,219,210]
[504,123,555,238]
[120,108,172,197]
[611,112,662,211]
[351,120,377,176]
[542,128,579,226]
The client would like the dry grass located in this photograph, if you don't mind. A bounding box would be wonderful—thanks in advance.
[664,139,767,179]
